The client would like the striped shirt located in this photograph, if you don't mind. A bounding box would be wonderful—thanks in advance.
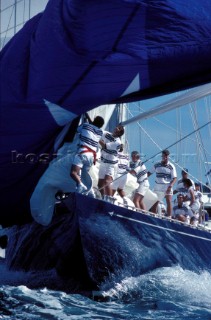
[130,160,149,184]
[149,161,177,186]
[172,204,193,218]
[175,178,195,193]
[117,152,129,174]
[77,123,103,153]
[101,131,122,165]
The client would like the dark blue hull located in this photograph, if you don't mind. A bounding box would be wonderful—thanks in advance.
[4,200,96,293]
[75,194,211,288]
[3,192,211,292]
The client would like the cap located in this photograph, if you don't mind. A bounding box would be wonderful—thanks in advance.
[162,149,170,156]
[182,168,188,173]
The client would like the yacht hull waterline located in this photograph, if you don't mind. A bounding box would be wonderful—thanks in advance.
[3,193,211,292]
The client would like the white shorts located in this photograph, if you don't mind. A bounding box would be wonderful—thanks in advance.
[72,152,93,169]
[111,173,127,190]
[98,162,118,179]
[135,180,150,196]
[154,184,173,196]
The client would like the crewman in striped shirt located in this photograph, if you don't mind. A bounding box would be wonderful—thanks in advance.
[128,151,150,210]
[71,115,104,194]
[148,149,177,216]
[98,125,124,197]
[111,144,129,199]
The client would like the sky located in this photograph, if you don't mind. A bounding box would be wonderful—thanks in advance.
[1,0,211,187]
[1,0,48,48]
[126,93,211,187]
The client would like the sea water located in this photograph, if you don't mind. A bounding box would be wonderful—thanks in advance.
[0,263,211,320]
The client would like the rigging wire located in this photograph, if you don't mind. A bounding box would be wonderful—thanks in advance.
[190,102,211,185]
[23,0,26,25]
[107,101,211,190]
[144,120,211,188]
[126,105,161,155]
[130,101,207,151]
[204,97,211,185]
[1,3,14,48]
[1,0,48,49]
[205,96,211,153]
[1,0,23,12]
[189,103,203,182]
[125,102,211,186]
[1,0,25,48]
[105,114,211,190]
[128,100,211,178]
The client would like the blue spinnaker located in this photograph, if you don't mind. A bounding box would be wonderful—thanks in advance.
[1,0,211,226]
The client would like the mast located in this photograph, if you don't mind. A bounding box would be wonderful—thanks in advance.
[0,0,48,49]
[29,0,31,18]
[120,83,211,126]
[14,0,17,35]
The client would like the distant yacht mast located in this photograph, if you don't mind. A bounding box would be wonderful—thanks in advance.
[0,0,48,49]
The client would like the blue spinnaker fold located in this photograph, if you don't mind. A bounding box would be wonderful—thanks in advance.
[1,0,211,225]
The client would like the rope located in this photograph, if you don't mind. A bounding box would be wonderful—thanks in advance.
[97,120,211,192]
[127,103,211,188]
[142,121,211,165]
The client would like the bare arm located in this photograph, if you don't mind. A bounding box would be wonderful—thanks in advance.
[99,140,106,149]
[189,188,195,206]
[84,113,92,123]
[170,177,177,188]
[167,177,177,192]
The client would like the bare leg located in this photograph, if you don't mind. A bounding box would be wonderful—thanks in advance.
[117,188,125,198]
[133,193,141,208]
[139,194,146,210]
[98,178,105,196]
[104,175,113,196]
[133,193,146,210]
[165,195,172,217]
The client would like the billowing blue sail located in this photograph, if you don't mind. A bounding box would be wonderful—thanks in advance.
[1,0,211,226]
